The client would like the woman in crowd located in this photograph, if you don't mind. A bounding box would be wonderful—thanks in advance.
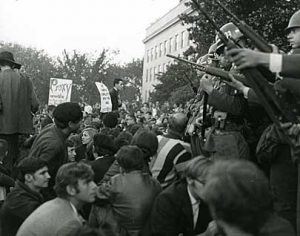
[75,127,97,162]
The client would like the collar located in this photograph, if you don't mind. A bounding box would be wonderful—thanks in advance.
[69,201,78,215]
[164,129,183,140]
[187,185,198,206]
[95,155,105,160]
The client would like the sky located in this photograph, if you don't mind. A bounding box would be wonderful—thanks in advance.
[0,0,180,64]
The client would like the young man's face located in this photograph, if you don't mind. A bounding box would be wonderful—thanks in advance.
[115,81,123,91]
[74,179,97,203]
[287,28,300,48]
[67,146,76,162]
[31,166,50,189]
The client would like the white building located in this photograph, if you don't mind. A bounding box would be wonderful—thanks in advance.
[141,0,193,102]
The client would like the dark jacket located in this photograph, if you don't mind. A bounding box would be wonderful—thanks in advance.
[90,155,115,184]
[0,164,14,188]
[0,181,44,236]
[40,114,53,130]
[0,70,39,134]
[148,180,211,236]
[29,124,68,199]
[110,88,121,111]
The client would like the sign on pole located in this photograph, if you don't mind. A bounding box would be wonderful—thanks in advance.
[48,78,73,106]
[95,82,112,113]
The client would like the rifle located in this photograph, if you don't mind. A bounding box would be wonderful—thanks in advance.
[214,0,272,53]
[166,54,249,86]
[212,0,276,83]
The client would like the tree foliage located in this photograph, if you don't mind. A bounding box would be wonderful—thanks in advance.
[181,0,300,55]
[151,61,198,104]
[0,42,143,105]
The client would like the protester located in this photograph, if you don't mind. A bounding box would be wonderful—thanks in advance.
[75,127,98,162]
[29,102,83,200]
[0,51,39,170]
[110,78,123,113]
[148,156,212,236]
[1,157,49,236]
[203,160,295,236]
[17,162,97,236]
[90,145,161,236]
[150,112,192,188]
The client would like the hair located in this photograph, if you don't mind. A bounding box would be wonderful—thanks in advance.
[68,134,81,147]
[93,133,117,156]
[102,112,118,128]
[82,127,98,144]
[168,113,188,134]
[131,128,158,162]
[184,156,213,181]
[113,78,123,86]
[17,157,48,183]
[53,102,83,129]
[116,145,144,172]
[115,131,133,150]
[0,139,8,159]
[203,160,273,235]
[47,105,56,113]
[66,138,75,148]
[54,162,94,198]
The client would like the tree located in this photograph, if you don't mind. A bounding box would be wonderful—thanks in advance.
[121,59,143,102]
[56,49,114,104]
[150,61,198,104]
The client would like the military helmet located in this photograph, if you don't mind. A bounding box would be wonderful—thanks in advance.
[286,10,300,32]
[215,22,244,54]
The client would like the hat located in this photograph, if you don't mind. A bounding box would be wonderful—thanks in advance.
[53,102,83,123]
[0,51,21,69]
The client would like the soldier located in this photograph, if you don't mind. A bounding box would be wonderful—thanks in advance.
[199,23,249,161]
[227,10,300,231]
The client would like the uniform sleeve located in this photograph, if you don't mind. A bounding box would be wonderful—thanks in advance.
[208,89,247,116]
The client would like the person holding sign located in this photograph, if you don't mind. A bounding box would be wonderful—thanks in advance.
[109,78,123,113]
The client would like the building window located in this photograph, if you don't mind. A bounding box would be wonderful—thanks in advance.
[163,63,166,73]
[155,46,158,59]
[154,67,157,81]
[159,43,163,57]
[164,40,167,55]
[174,34,178,51]
[158,65,161,73]
[146,69,148,82]
[169,37,173,53]
[149,68,152,81]
[147,50,150,62]
[151,48,153,61]
[181,31,185,48]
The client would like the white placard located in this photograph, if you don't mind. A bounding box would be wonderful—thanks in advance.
[95,82,112,113]
[48,78,73,106]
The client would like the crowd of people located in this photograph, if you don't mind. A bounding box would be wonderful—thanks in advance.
[0,6,299,236]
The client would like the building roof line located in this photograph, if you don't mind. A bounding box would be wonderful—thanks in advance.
[143,7,193,43]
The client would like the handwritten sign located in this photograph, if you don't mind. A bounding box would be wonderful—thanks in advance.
[95,82,112,113]
[48,78,73,106]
